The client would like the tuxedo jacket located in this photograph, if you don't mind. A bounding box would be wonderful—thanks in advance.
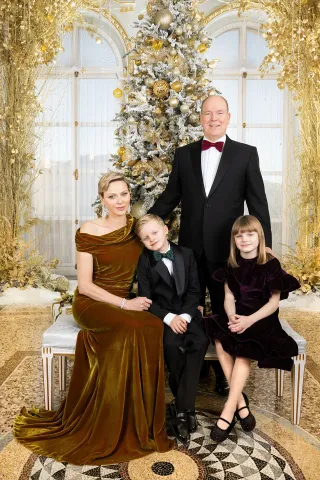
[149,136,272,262]
[137,243,202,322]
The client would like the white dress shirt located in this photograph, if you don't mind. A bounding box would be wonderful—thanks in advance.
[201,135,226,197]
[161,244,192,327]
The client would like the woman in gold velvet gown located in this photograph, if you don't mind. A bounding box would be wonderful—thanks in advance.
[14,171,173,465]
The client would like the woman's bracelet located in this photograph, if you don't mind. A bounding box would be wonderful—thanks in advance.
[120,298,126,309]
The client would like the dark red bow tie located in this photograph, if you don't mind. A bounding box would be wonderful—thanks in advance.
[202,140,224,152]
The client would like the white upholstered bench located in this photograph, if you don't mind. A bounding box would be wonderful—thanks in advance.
[42,310,306,424]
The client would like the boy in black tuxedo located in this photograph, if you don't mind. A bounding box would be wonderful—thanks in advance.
[135,214,209,443]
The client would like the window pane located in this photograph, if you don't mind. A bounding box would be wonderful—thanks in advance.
[78,126,117,220]
[270,221,282,256]
[206,30,240,68]
[246,80,283,124]
[211,79,239,123]
[244,128,283,172]
[79,78,118,123]
[36,78,72,124]
[246,30,269,69]
[79,29,117,67]
[55,32,72,66]
[263,175,283,219]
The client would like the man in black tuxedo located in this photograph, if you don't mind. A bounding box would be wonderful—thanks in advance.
[135,214,209,443]
[149,95,272,393]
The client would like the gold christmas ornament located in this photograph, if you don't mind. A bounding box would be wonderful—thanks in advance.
[135,59,142,66]
[153,79,170,98]
[154,9,174,30]
[188,113,199,126]
[46,14,54,23]
[95,37,102,45]
[185,84,194,94]
[169,48,177,56]
[175,27,183,36]
[208,59,219,69]
[169,97,179,107]
[40,45,47,52]
[154,106,162,115]
[200,35,209,44]
[159,154,168,162]
[145,77,155,87]
[152,39,163,51]
[208,89,217,96]
[113,88,123,99]
[185,24,192,31]
[128,159,138,167]
[180,103,190,114]
[138,14,144,20]
[171,67,180,76]
[197,43,208,54]
[127,116,136,124]
[171,80,183,92]
[136,31,144,42]
[117,146,126,157]
[131,200,147,219]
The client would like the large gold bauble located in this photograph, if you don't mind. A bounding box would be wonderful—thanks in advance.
[113,88,123,99]
[152,39,163,51]
[153,80,170,98]
[185,84,194,94]
[169,97,179,107]
[188,113,199,126]
[175,26,183,36]
[197,43,208,54]
[154,8,174,30]
[180,103,190,114]
[171,80,183,92]
[117,146,126,156]
[135,59,142,66]
[128,159,138,167]
[145,77,155,87]
[131,200,147,219]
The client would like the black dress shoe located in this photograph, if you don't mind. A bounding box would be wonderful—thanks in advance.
[210,416,236,442]
[235,393,256,432]
[186,410,198,433]
[215,379,230,397]
[169,402,190,443]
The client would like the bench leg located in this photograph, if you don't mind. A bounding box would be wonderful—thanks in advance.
[58,356,67,391]
[291,353,306,425]
[275,369,284,396]
[42,347,54,410]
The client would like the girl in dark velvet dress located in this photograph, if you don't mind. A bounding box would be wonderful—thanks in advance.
[205,215,300,442]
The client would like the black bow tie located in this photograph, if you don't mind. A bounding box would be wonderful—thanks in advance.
[153,249,174,262]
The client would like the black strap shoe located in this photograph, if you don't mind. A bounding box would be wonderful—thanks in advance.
[210,416,236,442]
[186,410,198,433]
[169,402,190,443]
[215,379,230,397]
[235,393,256,432]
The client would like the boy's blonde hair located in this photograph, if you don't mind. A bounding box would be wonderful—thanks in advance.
[135,214,165,236]
[98,171,130,197]
[228,215,269,267]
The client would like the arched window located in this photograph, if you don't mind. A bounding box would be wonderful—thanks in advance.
[205,13,292,256]
[33,18,124,274]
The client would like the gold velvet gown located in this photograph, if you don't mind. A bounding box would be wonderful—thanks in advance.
[14,215,173,465]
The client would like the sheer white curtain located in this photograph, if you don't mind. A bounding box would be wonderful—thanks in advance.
[33,24,121,274]
[206,25,288,255]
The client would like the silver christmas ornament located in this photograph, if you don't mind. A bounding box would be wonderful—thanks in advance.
[180,103,190,114]
[169,97,179,107]
[175,26,183,36]
[188,113,199,126]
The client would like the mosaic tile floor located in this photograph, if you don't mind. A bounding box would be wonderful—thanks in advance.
[0,306,319,480]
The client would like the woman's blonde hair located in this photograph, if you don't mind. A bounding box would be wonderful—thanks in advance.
[98,171,130,197]
[228,215,269,267]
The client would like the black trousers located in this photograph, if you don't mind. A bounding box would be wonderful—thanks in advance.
[197,254,226,378]
[163,319,209,411]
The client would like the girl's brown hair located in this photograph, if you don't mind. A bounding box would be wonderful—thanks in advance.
[228,215,269,267]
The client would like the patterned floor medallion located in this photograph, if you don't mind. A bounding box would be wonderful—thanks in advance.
[26,409,304,480]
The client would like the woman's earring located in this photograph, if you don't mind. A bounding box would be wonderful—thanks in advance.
[102,204,108,218]
[127,204,131,214]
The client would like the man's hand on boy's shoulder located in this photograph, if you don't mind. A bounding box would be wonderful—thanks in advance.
[170,315,188,334]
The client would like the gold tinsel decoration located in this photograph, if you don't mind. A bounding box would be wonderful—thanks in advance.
[239,0,320,290]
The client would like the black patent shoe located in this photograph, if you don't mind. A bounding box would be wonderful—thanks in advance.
[186,410,198,433]
[211,416,236,442]
[235,393,256,432]
[170,402,190,443]
[215,379,230,397]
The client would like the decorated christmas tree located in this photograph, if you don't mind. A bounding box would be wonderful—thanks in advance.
[104,0,218,231]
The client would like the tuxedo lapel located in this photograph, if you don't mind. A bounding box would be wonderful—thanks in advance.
[171,244,185,297]
[190,138,206,199]
[208,135,234,198]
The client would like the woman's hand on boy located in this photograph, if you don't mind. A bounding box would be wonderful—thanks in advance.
[124,297,152,311]
[228,314,253,334]
[170,316,188,334]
